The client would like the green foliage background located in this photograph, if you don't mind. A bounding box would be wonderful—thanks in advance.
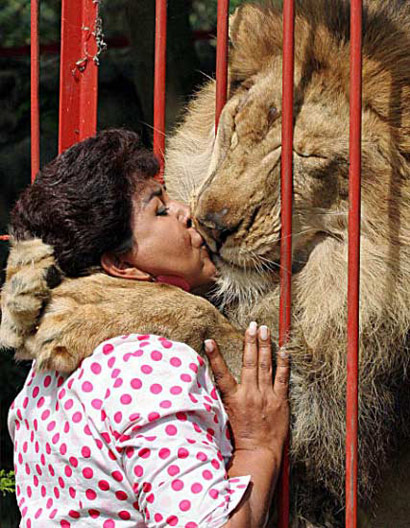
[0,470,15,495]
[0,0,60,46]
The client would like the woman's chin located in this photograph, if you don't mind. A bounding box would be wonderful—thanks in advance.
[205,258,218,282]
[191,265,217,290]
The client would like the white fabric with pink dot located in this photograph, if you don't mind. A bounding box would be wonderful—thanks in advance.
[9,334,250,527]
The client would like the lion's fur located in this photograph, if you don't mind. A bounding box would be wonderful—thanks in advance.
[166,0,410,524]
[1,238,57,350]
[2,0,410,526]
[0,238,244,380]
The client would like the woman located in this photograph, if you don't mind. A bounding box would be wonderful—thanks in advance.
[7,129,289,527]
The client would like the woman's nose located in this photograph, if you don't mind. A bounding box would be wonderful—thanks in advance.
[180,205,192,227]
[168,200,192,227]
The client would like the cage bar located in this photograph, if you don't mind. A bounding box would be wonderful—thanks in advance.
[31,0,40,183]
[153,0,167,183]
[215,0,230,130]
[346,1,362,526]
[58,0,99,153]
[278,0,295,526]
[0,0,40,243]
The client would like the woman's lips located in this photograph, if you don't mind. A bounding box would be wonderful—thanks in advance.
[189,227,205,249]
[201,245,211,259]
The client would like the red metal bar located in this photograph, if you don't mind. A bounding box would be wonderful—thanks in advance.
[1,0,41,243]
[58,0,99,153]
[153,0,167,183]
[215,0,229,131]
[31,0,40,183]
[346,1,362,527]
[278,0,295,526]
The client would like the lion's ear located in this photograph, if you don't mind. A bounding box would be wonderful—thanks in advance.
[229,4,282,82]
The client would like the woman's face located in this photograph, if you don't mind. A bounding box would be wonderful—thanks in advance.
[126,180,217,289]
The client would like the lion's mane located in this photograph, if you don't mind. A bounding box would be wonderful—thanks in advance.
[165,0,410,525]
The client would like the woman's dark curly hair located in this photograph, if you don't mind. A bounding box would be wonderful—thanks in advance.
[10,129,159,277]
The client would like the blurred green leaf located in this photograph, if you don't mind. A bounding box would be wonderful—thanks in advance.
[0,470,15,496]
[0,0,60,47]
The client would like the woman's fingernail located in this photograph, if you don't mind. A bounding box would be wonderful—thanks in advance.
[204,340,214,352]
[249,321,257,336]
[279,349,289,359]
[260,325,268,340]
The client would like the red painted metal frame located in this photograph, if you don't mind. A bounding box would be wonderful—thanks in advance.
[0,0,40,244]
[1,0,99,243]
[215,0,230,131]
[58,0,99,154]
[346,1,362,526]
[215,0,294,524]
[153,0,168,183]
[31,0,40,183]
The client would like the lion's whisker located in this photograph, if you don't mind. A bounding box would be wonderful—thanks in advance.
[140,121,169,140]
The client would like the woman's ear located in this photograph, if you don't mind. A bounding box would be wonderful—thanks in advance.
[101,251,152,281]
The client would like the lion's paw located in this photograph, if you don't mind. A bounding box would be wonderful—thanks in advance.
[25,330,79,373]
[0,238,62,351]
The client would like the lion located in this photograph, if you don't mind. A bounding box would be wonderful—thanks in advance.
[165,0,410,525]
[2,0,410,526]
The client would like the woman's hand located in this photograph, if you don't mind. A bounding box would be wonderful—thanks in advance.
[205,322,289,528]
[204,321,290,456]
[204,322,290,527]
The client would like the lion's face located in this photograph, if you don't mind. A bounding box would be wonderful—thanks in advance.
[191,1,409,288]
[194,63,351,279]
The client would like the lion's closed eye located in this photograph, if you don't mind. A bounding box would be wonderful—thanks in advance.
[267,106,280,128]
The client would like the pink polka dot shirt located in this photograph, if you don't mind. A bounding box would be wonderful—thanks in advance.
[8,334,250,527]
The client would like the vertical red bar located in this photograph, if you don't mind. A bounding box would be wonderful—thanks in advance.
[1,1,41,243]
[31,0,40,182]
[1,1,40,243]
[215,0,229,131]
[153,0,167,183]
[346,1,362,527]
[58,0,99,154]
[278,0,295,526]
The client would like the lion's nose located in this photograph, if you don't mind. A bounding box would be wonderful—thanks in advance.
[204,209,229,230]
[196,209,236,249]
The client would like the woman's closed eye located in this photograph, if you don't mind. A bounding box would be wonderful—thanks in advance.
[156,205,169,216]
